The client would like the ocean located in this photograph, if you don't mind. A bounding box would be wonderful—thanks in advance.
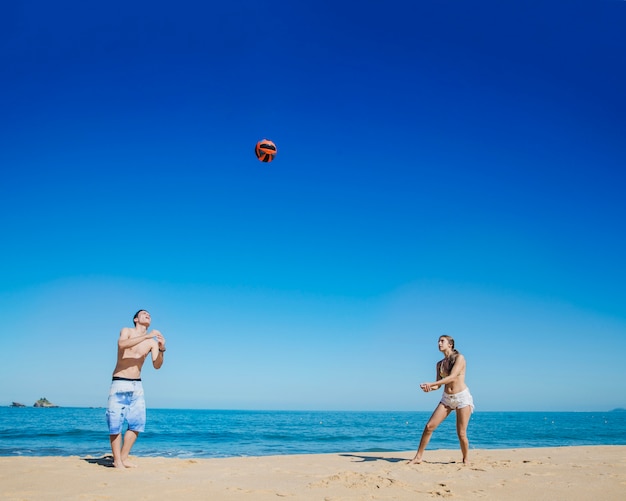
[1,408,625,459]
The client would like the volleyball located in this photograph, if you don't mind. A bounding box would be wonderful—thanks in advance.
[255,139,277,162]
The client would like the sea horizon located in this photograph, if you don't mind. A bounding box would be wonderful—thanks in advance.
[2,407,625,459]
[6,402,626,413]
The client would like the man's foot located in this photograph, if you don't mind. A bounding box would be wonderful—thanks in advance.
[122,459,138,468]
[407,457,422,465]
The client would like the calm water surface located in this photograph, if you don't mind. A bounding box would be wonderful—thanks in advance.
[1,408,624,458]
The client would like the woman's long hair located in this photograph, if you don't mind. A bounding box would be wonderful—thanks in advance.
[440,335,460,375]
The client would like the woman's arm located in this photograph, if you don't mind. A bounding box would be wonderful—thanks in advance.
[420,361,444,392]
[421,355,466,392]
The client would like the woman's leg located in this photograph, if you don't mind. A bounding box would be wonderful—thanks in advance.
[409,403,452,464]
[455,406,472,464]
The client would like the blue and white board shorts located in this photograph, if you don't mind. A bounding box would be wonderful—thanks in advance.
[105,379,146,434]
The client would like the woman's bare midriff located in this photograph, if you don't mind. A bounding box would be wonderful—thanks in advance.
[444,373,466,394]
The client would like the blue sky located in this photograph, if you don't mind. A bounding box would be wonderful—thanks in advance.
[1,1,625,412]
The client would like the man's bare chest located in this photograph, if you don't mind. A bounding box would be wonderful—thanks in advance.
[123,341,150,360]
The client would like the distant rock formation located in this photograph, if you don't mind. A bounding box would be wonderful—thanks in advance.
[11,402,26,407]
[33,397,58,408]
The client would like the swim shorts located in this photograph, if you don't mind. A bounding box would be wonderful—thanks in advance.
[440,387,474,413]
[105,379,146,434]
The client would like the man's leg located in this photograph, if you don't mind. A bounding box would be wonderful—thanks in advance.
[106,381,130,468]
[109,433,124,468]
[120,430,139,467]
[121,382,146,468]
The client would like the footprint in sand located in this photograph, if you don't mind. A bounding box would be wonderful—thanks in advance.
[430,482,452,497]
[309,471,407,490]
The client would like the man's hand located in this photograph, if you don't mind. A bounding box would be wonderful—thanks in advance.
[151,330,166,351]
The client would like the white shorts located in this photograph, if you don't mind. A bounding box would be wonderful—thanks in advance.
[440,387,474,413]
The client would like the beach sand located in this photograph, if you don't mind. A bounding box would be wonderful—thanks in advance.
[1,446,624,500]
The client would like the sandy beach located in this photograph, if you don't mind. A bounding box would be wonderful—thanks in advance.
[1,446,624,500]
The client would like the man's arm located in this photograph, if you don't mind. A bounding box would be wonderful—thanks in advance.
[117,327,153,350]
[151,331,166,369]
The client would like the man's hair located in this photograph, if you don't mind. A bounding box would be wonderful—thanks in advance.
[133,310,148,326]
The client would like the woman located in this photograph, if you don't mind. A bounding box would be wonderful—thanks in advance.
[409,335,474,465]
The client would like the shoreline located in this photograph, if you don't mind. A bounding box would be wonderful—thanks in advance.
[1,446,624,500]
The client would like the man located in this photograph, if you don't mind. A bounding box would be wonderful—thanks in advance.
[105,309,166,468]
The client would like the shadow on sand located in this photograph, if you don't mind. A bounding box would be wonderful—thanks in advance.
[339,454,408,463]
[340,454,458,465]
[81,455,115,468]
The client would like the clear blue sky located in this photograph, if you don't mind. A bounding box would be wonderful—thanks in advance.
[1,1,625,412]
